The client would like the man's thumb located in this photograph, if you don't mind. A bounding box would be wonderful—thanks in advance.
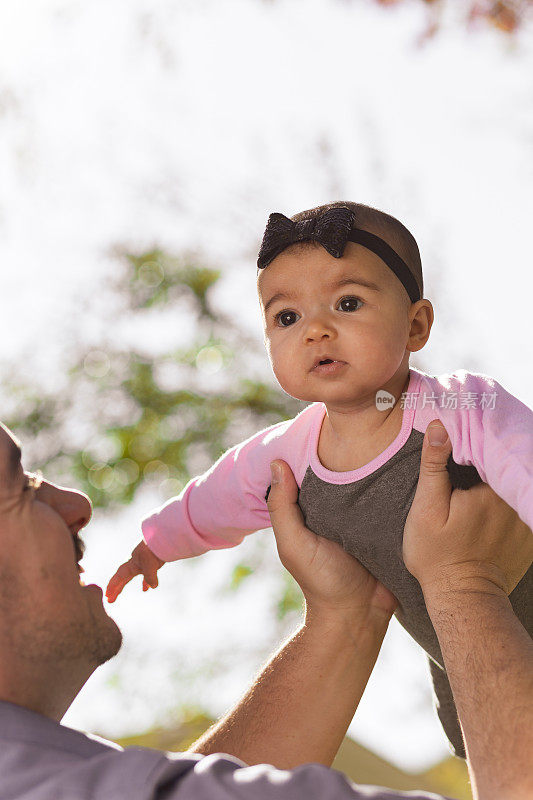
[416,420,453,507]
[267,461,304,547]
[424,419,451,452]
[267,460,299,510]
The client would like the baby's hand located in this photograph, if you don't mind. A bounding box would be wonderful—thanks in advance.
[106,540,166,603]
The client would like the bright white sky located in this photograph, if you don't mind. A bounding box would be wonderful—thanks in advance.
[0,0,532,773]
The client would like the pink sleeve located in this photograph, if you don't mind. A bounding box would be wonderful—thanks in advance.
[141,405,318,561]
[413,370,533,532]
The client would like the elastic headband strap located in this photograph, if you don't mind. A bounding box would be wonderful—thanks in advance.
[347,230,421,303]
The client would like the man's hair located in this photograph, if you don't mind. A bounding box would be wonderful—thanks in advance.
[290,200,424,299]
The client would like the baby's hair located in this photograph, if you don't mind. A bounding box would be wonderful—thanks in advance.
[260,200,423,301]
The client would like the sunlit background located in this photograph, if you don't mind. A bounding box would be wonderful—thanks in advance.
[1,0,531,792]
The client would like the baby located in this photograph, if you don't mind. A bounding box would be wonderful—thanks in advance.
[106,202,533,759]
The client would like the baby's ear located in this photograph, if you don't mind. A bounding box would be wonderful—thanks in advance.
[408,299,433,353]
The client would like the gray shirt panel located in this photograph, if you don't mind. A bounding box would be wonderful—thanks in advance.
[299,429,443,663]
[0,701,452,800]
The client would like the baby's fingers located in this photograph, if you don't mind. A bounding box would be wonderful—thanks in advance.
[143,568,160,590]
[105,561,141,603]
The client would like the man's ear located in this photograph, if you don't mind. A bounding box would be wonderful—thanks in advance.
[407,299,433,353]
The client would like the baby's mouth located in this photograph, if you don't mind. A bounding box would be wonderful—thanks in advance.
[311,357,347,371]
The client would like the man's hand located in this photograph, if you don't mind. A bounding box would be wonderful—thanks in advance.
[267,460,398,629]
[403,419,533,598]
[106,540,166,603]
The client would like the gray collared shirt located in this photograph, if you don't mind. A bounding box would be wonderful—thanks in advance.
[0,701,451,800]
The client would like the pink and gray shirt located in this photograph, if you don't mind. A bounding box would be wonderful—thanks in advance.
[142,367,533,759]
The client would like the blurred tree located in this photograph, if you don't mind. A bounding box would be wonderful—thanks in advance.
[4,248,301,506]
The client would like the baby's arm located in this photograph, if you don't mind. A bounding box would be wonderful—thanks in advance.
[415,370,533,532]
[140,408,313,562]
[106,407,314,599]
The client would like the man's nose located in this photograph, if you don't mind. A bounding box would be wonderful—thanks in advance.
[303,310,337,342]
[36,480,93,534]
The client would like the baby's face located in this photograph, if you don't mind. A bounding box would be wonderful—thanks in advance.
[257,241,420,408]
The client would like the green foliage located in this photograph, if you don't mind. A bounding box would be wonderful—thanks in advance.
[116,248,221,315]
[4,249,302,509]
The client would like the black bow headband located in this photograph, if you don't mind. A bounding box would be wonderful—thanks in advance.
[257,207,421,303]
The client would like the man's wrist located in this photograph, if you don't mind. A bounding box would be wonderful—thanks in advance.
[422,576,509,621]
[418,563,510,605]
[304,601,391,648]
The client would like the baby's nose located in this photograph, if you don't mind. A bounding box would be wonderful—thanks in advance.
[304,313,336,341]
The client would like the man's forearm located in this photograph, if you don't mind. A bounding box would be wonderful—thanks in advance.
[189,610,389,769]
[425,586,533,800]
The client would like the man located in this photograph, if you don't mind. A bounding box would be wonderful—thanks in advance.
[0,419,531,800]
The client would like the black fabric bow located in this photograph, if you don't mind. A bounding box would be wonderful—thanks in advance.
[257,207,356,269]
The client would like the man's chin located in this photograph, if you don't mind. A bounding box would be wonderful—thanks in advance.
[90,616,123,668]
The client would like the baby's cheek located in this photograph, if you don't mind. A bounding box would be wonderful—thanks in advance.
[268,336,300,379]
[369,323,402,353]
[265,336,284,367]
[270,353,296,392]
[272,359,288,386]
[263,336,272,358]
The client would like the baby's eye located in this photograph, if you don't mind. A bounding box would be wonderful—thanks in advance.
[275,310,300,327]
[337,296,363,312]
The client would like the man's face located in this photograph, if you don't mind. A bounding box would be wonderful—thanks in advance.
[258,241,417,410]
[0,423,122,677]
